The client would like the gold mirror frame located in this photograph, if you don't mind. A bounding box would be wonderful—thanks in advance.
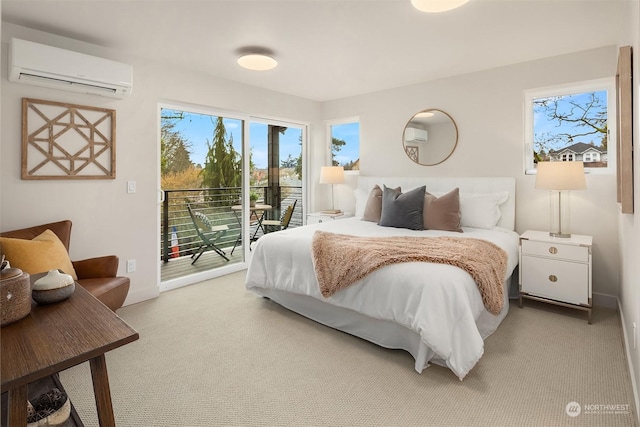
[616,46,634,214]
[402,109,458,166]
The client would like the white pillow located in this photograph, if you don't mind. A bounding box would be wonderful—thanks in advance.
[459,192,509,229]
[353,188,369,218]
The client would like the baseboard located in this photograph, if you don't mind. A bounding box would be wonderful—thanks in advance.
[122,285,160,307]
[617,298,640,424]
[593,292,618,309]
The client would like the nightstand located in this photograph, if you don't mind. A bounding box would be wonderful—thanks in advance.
[307,212,353,224]
[519,230,593,323]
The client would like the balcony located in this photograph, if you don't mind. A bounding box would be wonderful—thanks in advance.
[160,186,302,282]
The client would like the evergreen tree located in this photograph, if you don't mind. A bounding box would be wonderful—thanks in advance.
[331,137,346,166]
[200,117,242,203]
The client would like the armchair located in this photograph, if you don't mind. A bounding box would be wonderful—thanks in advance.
[0,220,130,311]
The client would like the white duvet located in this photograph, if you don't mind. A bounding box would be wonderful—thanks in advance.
[245,217,520,379]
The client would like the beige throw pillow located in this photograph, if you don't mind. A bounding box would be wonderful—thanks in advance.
[362,185,401,222]
[423,188,463,232]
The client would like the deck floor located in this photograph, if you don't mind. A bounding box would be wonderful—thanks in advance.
[160,244,245,282]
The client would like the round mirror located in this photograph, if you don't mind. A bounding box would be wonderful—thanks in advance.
[402,109,458,166]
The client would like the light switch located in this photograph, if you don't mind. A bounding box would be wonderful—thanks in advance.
[127,181,136,194]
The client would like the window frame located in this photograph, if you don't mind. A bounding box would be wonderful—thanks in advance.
[326,117,360,174]
[523,78,616,175]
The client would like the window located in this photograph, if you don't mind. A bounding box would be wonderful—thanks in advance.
[329,120,360,171]
[524,78,615,174]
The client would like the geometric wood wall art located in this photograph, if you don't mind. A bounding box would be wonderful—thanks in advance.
[405,145,419,163]
[22,98,116,179]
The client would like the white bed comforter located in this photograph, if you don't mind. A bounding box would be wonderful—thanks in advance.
[245,218,520,379]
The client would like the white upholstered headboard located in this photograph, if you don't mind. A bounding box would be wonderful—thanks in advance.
[357,176,516,231]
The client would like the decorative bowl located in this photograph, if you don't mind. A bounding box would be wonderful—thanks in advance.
[27,387,71,427]
[32,270,75,304]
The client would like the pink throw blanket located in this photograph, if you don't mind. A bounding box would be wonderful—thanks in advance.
[311,231,507,315]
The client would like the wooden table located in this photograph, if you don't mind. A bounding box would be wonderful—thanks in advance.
[230,204,272,254]
[1,277,139,427]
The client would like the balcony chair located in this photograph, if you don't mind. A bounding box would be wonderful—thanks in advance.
[186,205,229,264]
[263,199,297,234]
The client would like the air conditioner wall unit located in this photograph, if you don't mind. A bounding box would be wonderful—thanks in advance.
[405,127,428,143]
[9,38,133,98]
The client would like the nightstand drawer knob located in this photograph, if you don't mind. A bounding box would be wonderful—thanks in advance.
[318,219,323,223]
[549,247,558,254]
[549,275,558,282]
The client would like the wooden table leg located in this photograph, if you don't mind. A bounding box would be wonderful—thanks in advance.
[7,384,28,427]
[90,354,116,427]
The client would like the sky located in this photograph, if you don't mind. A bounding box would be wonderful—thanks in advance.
[532,90,607,152]
[162,109,359,169]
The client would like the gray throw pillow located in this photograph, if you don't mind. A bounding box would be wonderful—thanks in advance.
[423,188,463,232]
[379,185,425,230]
[362,185,401,222]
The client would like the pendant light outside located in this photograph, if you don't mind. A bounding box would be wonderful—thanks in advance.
[411,0,471,13]
[237,53,278,71]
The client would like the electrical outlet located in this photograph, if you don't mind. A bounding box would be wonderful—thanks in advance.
[126,259,136,273]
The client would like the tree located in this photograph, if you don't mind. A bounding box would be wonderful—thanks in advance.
[161,165,203,190]
[331,137,346,166]
[281,154,297,168]
[533,91,607,158]
[161,110,195,177]
[200,117,241,202]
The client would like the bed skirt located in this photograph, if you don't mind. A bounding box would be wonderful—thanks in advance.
[249,274,512,377]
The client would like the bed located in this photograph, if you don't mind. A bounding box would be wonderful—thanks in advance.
[245,176,519,380]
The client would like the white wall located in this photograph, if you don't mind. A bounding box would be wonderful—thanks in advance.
[0,23,324,305]
[618,0,640,418]
[323,45,622,303]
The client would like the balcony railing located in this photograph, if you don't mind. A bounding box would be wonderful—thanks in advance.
[161,186,302,262]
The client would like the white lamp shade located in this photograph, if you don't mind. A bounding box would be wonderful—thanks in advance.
[411,0,471,13]
[535,162,586,191]
[319,166,345,185]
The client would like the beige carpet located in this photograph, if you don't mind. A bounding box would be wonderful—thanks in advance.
[60,271,637,427]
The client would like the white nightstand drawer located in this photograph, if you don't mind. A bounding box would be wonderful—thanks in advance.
[521,239,589,263]
[307,216,324,224]
[521,256,589,305]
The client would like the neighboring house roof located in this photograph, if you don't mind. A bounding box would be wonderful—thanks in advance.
[550,142,605,155]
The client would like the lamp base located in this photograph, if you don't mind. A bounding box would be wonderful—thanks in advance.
[549,232,571,238]
[321,209,342,214]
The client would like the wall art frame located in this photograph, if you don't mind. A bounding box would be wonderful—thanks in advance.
[616,46,633,213]
[405,145,419,163]
[22,98,116,180]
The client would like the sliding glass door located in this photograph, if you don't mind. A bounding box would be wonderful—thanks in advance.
[159,105,246,288]
[249,119,304,230]
[159,105,306,289]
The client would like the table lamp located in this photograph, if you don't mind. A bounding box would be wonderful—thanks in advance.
[535,161,586,238]
[319,166,345,214]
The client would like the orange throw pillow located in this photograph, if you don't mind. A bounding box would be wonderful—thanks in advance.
[0,229,78,279]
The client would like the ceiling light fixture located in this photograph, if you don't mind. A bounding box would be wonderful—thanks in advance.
[237,53,277,71]
[411,0,471,13]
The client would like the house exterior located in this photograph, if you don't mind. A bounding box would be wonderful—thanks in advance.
[548,142,608,163]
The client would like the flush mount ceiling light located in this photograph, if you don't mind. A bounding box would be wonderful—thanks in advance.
[237,52,277,71]
[411,0,471,13]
